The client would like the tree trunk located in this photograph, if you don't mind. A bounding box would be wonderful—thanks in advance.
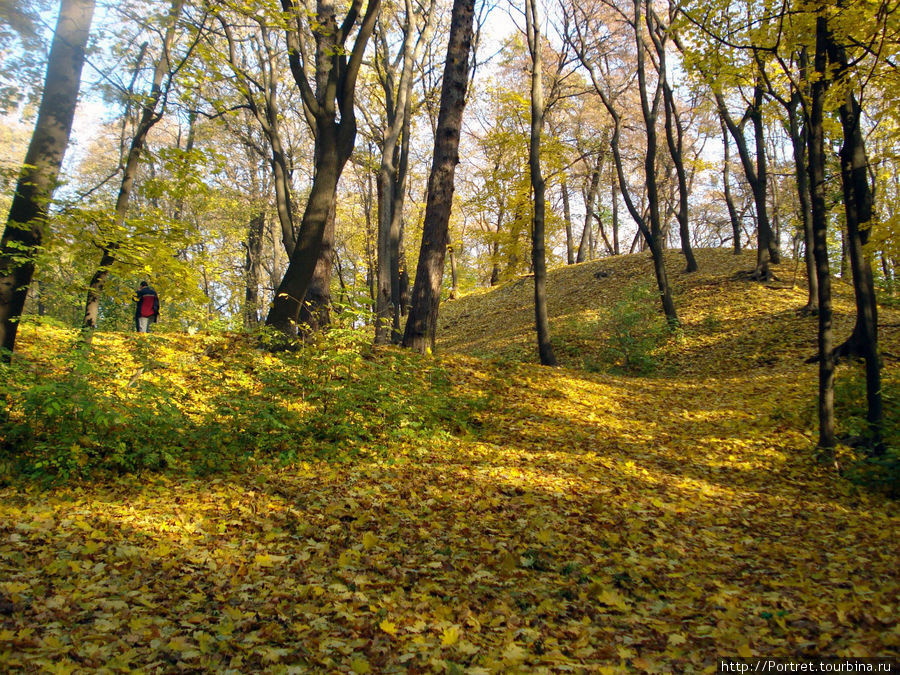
[634,0,678,325]
[402,0,475,353]
[611,175,619,255]
[562,176,574,264]
[577,154,601,263]
[83,0,183,329]
[829,33,882,449]
[267,0,381,336]
[525,0,556,366]
[0,0,95,359]
[715,83,774,279]
[244,212,266,329]
[651,10,696,273]
[721,116,742,254]
[808,15,835,452]
[786,74,817,314]
[298,206,333,333]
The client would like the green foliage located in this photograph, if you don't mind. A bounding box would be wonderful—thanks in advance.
[0,324,486,484]
[600,282,668,376]
[834,371,900,496]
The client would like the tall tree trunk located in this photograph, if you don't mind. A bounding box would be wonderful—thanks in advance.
[375,0,435,344]
[808,15,835,452]
[0,0,95,359]
[721,116,742,254]
[267,0,381,335]
[244,212,266,329]
[525,0,556,366]
[715,82,774,279]
[650,9,696,273]
[490,203,504,286]
[786,75,817,313]
[562,176,574,264]
[82,0,184,329]
[634,0,678,325]
[577,154,601,263]
[828,32,882,449]
[611,175,620,255]
[402,0,475,353]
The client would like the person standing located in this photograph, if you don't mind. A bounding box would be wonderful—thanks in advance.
[134,281,159,332]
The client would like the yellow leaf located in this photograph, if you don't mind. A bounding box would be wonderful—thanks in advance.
[668,633,687,646]
[350,657,372,674]
[379,620,398,636]
[441,625,460,647]
[737,643,753,658]
[503,643,527,663]
[596,588,629,611]
[362,532,378,550]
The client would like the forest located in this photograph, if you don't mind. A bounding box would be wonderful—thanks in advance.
[1,0,899,670]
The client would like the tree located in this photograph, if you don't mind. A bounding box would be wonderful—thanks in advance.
[402,0,476,353]
[82,0,188,329]
[265,0,381,336]
[525,0,557,366]
[0,0,95,359]
[373,0,436,344]
[567,0,679,325]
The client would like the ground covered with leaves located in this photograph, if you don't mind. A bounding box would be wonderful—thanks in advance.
[1,249,898,672]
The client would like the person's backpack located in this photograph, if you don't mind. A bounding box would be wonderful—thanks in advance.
[139,293,157,317]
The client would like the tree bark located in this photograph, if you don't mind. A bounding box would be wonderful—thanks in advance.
[266,0,381,335]
[562,176,574,264]
[785,66,817,314]
[808,15,835,452]
[715,83,775,279]
[525,0,556,366]
[577,154,602,263]
[0,0,95,359]
[828,31,882,449]
[720,116,742,254]
[402,0,475,353]
[244,212,266,328]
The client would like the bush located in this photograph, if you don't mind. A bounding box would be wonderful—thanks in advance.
[0,325,486,483]
[600,281,668,376]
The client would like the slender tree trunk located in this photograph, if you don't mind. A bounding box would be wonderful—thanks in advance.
[402,0,475,353]
[808,15,835,452]
[635,0,678,325]
[829,34,882,449]
[562,176,574,264]
[244,212,266,329]
[611,175,619,255]
[715,83,774,279]
[0,0,95,359]
[525,0,556,366]
[490,204,503,286]
[721,116,742,254]
[83,0,183,329]
[786,76,817,313]
[577,154,601,263]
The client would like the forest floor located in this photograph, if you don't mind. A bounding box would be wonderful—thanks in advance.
[1,249,898,672]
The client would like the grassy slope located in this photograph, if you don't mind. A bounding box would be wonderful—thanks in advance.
[1,249,898,672]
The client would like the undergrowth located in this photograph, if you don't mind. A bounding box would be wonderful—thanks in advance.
[832,369,900,496]
[0,322,486,484]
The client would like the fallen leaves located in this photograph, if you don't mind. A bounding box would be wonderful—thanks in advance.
[1,249,898,671]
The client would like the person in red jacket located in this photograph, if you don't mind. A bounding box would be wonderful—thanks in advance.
[134,281,159,332]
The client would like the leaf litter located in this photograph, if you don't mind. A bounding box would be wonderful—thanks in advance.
[1,248,898,672]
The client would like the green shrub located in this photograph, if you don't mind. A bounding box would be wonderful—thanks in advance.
[600,282,668,376]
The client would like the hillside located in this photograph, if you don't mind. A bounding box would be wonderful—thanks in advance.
[1,249,898,671]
